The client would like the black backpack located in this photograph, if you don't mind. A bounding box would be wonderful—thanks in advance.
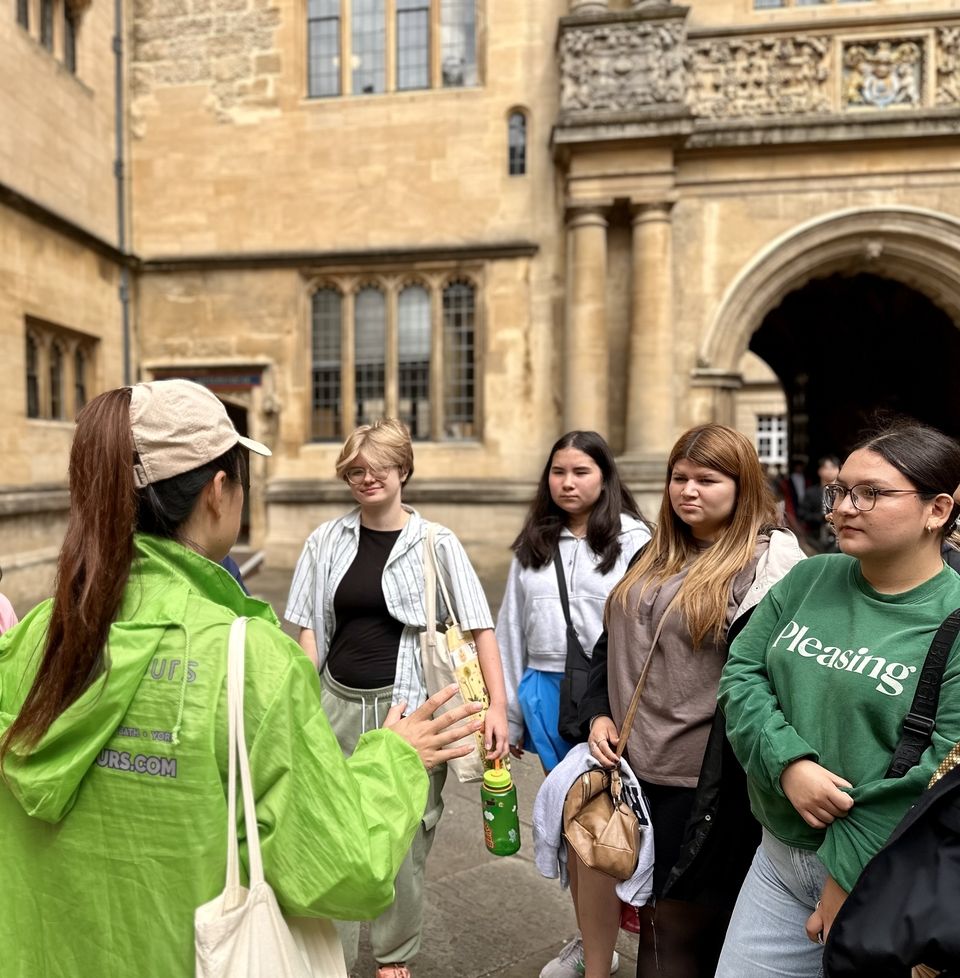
[823,756,960,978]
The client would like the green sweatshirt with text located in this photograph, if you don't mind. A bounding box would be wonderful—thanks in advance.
[0,534,428,978]
[719,553,960,892]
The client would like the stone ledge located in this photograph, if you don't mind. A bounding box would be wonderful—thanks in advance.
[0,485,70,517]
[559,4,689,30]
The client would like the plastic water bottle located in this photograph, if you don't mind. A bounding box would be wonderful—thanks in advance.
[480,761,520,856]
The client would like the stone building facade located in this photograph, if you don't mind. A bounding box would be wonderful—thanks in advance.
[5,0,960,606]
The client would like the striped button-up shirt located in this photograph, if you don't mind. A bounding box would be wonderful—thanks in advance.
[284,506,494,711]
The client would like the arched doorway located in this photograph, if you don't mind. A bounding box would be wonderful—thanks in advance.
[695,206,960,472]
[751,272,960,466]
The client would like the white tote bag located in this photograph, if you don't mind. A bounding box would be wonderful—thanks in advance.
[418,523,488,783]
[195,617,348,978]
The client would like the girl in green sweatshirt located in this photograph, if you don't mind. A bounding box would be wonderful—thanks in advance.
[715,421,960,978]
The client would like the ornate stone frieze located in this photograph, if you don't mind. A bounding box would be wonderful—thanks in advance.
[842,39,924,109]
[936,28,960,107]
[690,36,831,119]
[559,20,688,113]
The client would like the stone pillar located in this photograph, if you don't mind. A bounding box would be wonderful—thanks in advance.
[625,201,675,458]
[565,206,609,434]
[569,0,608,14]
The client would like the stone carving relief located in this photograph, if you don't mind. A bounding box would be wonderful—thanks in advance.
[559,21,688,113]
[843,39,923,109]
[936,28,960,106]
[690,36,831,119]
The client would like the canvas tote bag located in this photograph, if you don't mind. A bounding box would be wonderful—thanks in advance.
[418,523,488,783]
[195,616,348,978]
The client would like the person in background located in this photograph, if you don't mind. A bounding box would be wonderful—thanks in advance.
[0,380,481,978]
[0,566,17,635]
[285,418,509,978]
[715,421,960,978]
[543,424,803,978]
[498,430,650,774]
[798,455,841,553]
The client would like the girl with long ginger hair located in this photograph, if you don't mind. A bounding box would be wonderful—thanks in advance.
[546,424,804,978]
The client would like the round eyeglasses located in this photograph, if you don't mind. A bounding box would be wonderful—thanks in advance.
[822,483,925,514]
[344,465,396,487]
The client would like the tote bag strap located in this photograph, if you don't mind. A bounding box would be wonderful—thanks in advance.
[423,523,460,630]
[224,616,265,909]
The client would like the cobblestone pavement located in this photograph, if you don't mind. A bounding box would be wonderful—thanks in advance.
[249,565,640,978]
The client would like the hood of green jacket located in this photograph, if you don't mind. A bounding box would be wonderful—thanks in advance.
[0,535,277,823]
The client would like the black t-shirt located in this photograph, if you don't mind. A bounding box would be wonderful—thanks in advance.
[327,526,405,689]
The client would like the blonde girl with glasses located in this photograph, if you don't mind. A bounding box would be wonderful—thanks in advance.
[284,418,509,978]
[542,424,804,978]
[715,421,960,978]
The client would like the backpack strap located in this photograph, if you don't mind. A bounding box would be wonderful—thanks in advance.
[886,607,960,779]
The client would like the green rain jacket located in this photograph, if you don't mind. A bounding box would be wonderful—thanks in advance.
[0,534,428,978]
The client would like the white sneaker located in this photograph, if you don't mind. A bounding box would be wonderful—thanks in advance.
[539,936,620,978]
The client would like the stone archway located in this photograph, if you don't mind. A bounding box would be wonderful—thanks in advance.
[692,206,960,461]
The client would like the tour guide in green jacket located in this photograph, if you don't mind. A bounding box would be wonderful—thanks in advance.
[0,535,426,976]
[0,379,478,978]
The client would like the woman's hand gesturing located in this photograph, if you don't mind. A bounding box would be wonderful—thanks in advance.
[384,685,483,771]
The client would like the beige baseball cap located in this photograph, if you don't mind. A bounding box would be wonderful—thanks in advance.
[129,379,271,488]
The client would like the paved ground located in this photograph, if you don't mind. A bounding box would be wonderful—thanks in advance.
[249,565,640,978]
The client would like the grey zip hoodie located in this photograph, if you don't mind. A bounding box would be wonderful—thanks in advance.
[496,514,650,745]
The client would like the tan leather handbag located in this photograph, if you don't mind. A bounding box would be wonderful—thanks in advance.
[561,612,665,881]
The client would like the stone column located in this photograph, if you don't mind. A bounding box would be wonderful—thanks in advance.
[569,0,608,14]
[625,201,675,457]
[565,206,609,434]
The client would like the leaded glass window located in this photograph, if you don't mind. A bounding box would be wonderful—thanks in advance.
[397,0,430,91]
[74,347,87,413]
[441,0,476,87]
[398,285,431,439]
[308,0,340,97]
[508,111,526,176]
[355,286,386,424]
[40,0,54,49]
[311,288,342,440]
[26,334,39,418]
[50,342,64,419]
[352,0,385,95]
[442,280,476,438]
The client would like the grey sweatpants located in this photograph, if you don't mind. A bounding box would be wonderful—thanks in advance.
[321,670,447,969]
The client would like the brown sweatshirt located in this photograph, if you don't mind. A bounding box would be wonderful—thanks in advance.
[607,539,766,787]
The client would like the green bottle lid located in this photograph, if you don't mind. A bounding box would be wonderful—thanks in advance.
[483,767,512,790]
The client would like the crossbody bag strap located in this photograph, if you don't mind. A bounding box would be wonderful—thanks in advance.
[614,603,673,763]
[553,548,587,657]
[886,606,960,779]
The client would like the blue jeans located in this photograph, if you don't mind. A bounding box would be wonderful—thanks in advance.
[714,830,828,978]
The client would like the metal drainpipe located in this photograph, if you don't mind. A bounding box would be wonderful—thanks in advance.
[113,0,131,385]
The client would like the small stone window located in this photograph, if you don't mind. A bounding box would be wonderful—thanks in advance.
[74,347,87,412]
[310,287,342,440]
[49,342,65,419]
[40,0,54,49]
[397,0,430,91]
[355,286,387,425]
[63,4,77,73]
[508,111,527,176]
[17,0,29,29]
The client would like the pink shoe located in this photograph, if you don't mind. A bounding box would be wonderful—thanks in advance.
[376,965,411,978]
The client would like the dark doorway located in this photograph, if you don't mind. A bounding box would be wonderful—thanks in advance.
[750,272,960,473]
[222,401,252,544]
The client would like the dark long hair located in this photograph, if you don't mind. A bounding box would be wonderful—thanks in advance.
[1,388,245,763]
[512,431,646,574]
[854,421,960,537]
